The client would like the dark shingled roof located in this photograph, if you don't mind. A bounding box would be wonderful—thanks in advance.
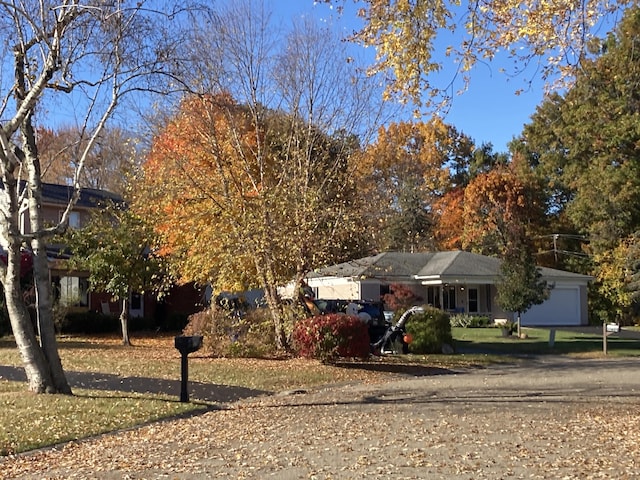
[41,183,122,208]
[416,251,501,277]
[311,251,592,282]
[309,252,435,279]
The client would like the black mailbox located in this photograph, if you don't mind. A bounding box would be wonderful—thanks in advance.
[174,335,203,402]
[175,335,203,355]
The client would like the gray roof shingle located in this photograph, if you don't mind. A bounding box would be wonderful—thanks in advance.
[41,183,122,208]
[312,250,592,282]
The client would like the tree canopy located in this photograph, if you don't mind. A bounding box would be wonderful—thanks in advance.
[37,127,139,195]
[518,6,640,321]
[461,162,547,256]
[137,92,365,349]
[136,3,387,350]
[66,201,168,345]
[324,0,632,107]
[354,118,476,252]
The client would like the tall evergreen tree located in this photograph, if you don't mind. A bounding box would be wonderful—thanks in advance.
[519,7,640,321]
[521,7,640,253]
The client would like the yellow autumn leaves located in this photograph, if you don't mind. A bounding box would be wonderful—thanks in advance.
[346,0,630,105]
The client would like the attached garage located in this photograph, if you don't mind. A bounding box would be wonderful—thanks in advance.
[521,286,584,326]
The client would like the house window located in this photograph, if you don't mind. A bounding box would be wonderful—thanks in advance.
[69,211,81,228]
[58,276,89,307]
[468,288,479,313]
[426,286,441,308]
[60,211,81,229]
[443,285,456,310]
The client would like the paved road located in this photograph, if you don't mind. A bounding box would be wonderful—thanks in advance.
[2,355,639,479]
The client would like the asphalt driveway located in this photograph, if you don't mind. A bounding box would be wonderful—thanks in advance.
[2,355,639,479]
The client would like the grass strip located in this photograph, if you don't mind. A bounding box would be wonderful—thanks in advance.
[0,380,205,455]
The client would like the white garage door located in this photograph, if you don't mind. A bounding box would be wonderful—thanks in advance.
[521,287,580,326]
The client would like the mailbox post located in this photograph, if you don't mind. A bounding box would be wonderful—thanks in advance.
[602,323,620,356]
[174,335,203,402]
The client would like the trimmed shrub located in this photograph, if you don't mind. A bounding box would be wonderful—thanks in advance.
[60,311,119,334]
[183,305,276,358]
[292,314,370,361]
[405,307,453,354]
[450,313,491,328]
[161,312,191,332]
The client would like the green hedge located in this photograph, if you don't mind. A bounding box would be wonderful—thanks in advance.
[450,313,491,328]
[405,307,454,354]
[59,312,120,334]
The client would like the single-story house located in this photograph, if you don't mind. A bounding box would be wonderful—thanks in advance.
[305,251,593,326]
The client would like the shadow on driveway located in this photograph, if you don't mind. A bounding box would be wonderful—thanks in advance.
[0,365,269,403]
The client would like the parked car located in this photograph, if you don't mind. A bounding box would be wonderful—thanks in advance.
[310,298,390,348]
[311,298,383,322]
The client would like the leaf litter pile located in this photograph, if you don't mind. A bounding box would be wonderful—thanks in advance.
[1,335,639,479]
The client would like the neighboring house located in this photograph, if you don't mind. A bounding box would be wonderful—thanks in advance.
[18,183,204,323]
[18,183,123,314]
[19,182,123,235]
[306,251,593,326]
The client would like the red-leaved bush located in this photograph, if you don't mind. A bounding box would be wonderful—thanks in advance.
[292,314,370,360]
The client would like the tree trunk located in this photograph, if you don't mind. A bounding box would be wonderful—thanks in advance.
[263,283,289,351]
[253,255,290,351]
[31,237,72,394]
[23,110,71,394]
[120,297,131,346]
[2,245,56,393]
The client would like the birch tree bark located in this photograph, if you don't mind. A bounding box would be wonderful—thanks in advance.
[0,1,193,393]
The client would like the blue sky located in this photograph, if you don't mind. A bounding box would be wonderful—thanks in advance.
[42,0,548,153]
[273,1,547,153]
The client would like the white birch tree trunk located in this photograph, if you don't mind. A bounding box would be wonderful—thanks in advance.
[3,244,56,393]
[0,1,194,393]
[31,238,71,393]
[22,98,71,393]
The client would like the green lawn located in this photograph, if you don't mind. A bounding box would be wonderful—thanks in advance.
[453,326,640,356]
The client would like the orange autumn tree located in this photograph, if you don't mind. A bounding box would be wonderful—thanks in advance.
[140,93,258,285]
[355,118,474,252]
[137,93,362,350]
[462,163,548,256]
[434,143,508,250]
[433,187,466,250]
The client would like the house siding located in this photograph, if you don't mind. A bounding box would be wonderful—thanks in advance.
[313,277,360,299]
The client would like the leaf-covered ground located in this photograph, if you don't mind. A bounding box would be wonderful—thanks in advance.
[2,355,638,479]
